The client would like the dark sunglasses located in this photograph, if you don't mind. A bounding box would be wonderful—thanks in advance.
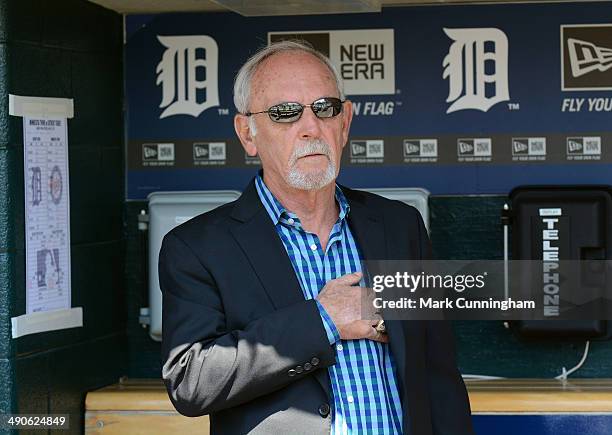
[245,97,345,123]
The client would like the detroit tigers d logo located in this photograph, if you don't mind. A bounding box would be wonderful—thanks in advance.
[156,35,220,119]
[443,28,510,113]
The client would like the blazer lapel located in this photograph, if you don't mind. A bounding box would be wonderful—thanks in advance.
[344,191,386,263]
[229,180,332,398]
[229,180,305,309]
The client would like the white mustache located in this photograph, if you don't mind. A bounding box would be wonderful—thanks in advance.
[289,139,332,165]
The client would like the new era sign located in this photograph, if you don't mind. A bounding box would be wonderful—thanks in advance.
[561,24,612,91]
[269,29,395,95]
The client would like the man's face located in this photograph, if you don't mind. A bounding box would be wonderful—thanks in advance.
[235,51,353,191]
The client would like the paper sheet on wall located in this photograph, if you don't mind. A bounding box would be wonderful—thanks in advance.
[23,116,72,313]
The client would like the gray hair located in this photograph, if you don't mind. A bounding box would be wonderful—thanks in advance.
[233,40,345,115]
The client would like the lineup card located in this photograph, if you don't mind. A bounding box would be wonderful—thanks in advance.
[23,116,71,313]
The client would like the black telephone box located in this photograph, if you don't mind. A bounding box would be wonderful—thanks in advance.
[507,185,612,340]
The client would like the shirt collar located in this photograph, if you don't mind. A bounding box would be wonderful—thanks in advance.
[255,172,350,226]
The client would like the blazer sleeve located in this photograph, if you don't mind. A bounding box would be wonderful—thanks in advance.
[159,231,336,417]
[414,210,475,435]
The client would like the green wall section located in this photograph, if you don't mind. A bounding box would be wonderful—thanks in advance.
[126,196,612,379]
[0,1,127,433]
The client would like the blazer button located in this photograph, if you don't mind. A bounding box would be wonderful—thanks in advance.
[318,403,330,417]
[295,365,303,374]
[304,362,312,371]
[288,369,297,377]
[311,357,320,366]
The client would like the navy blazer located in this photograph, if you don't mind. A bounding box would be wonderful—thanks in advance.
[159,179,474,435]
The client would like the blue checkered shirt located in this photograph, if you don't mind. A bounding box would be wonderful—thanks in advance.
[255,175,403,434]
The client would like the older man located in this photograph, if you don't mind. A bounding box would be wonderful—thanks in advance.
[160,41,473,435]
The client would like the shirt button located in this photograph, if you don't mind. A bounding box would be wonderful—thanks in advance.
[304,362,312,371]
[347,396,354,403]
[318,403,330,417]
[295,365,303,374]
[311,357,320,366]
[336,344,343,351]
[287,218,294,225]
[288,369,297,377]
[310,243,317,251]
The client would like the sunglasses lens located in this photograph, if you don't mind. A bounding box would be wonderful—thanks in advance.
[312,98,343,119]
[264,99,343,123]
[269,102,303,122]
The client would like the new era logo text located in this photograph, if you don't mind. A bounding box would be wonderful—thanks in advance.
[566,136,601,160]
[269,29,395,95]
[142,143,175,166]
[350,140,385,163]
[403,139,438,163]
[457,138,492,162]
[512,137,546,161]
[193,142,226,166]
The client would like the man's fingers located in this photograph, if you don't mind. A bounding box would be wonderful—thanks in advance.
[363,322,389,343]
[362,302,383,322]
[339,320,389,343]
[372,330,389,343]
[368,325,389,343]
[335,271,362,285]
[318,272,362,299]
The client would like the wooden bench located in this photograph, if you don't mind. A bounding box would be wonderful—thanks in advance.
[85,378,209,434]
[85,378,612,434]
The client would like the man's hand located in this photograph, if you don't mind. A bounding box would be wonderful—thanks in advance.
[317,272,388,343]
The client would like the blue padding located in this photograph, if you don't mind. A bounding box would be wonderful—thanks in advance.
[473,414,612,435]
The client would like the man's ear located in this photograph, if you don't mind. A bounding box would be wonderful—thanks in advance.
[234,114,257,156]
[340,100,353,149]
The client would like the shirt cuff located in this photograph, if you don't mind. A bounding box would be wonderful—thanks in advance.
[315,300,341,345]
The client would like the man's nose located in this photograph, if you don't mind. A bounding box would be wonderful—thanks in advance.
[297,108,323,139]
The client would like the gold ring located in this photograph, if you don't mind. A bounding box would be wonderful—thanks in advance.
[374,319,386,334]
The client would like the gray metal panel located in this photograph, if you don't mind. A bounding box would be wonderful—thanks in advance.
[148,190,241,341]
[357,187,430,232]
